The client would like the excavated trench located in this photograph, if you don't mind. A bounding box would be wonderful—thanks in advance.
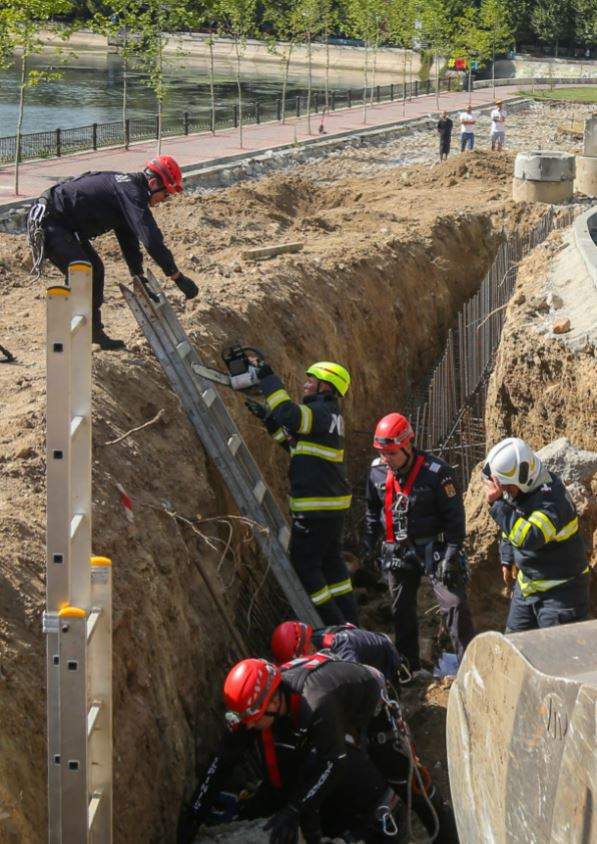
[0,159,555,842]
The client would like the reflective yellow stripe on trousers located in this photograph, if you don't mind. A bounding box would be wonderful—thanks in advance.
[290,495,352,512]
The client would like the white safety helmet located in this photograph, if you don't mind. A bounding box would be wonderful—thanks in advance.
[482,437,542,492]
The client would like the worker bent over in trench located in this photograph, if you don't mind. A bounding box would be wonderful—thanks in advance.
[245,358,358,625]
[26,154,198,350]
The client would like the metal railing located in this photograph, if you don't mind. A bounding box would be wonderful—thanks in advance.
[0,76,458,166]
[410,206,577,488]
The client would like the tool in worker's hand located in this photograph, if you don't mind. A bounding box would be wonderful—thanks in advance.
[0,343,15,363]
[192,345,265,392]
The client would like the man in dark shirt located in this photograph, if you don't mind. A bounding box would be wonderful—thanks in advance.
[27,155,198,349]
[437,111,453,162]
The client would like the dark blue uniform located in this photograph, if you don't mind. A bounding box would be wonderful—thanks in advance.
[363,452,475,670]
[32,171,178,329]
[311,624,404,685]
[259,371,357,626]
[490,471,589,632]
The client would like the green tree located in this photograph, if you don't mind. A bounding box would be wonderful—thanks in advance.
[0,0,73,195]
[346,0,389,123]
[573,0,597,50]
[219,0,257,148]
[290,0,323,134]
[479,0,515,97]
[263,0,298,124]
[531,0,573,57]
[419,0,453,110]
[387,0,417,116]
[452,5,492,95]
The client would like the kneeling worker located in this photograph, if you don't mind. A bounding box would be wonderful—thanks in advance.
[362,413,475,671]
[27,155,198,350]
[483,437,590,632]
[246,359,358,625]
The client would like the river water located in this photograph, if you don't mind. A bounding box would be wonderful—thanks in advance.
[0,51,353,138]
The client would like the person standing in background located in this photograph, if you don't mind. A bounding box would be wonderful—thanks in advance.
[490,100,507,151]
[459,105,476,152]
[437,111,453,162]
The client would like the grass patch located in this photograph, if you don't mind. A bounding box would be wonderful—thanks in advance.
[521,86,597,104]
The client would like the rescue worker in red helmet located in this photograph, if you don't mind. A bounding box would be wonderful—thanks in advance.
[27,154,198,350]
[245,359,358,625]
[361,413,475,672]
[209,656,456,843]
[271,620,405,687]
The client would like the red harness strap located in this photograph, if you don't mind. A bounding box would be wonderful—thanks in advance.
[281,652,332,728]
[384,454,425,542]
[260,728,282,789]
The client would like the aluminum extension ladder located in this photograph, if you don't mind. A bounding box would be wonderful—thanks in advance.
[120,271,321,626]
[45,263,113,843]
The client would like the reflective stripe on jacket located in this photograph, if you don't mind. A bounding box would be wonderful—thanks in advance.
[491,472,587,597]
[260,372,351,517]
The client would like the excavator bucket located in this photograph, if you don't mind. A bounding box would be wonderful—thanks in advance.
[447,621,597,843]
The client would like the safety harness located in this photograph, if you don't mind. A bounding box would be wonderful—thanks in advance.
[384,454,425,542]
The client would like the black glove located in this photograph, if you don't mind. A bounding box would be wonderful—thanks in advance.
[174,273,199,300]
[245,398,270,421]
[256,361,274,379]
[138,275,159,302]
[436,545,460,589]
[263,804,300,844]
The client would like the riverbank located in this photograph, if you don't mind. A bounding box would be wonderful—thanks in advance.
[38,28,431,85]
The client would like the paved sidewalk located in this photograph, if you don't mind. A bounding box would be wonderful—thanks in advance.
[0,83,551,205]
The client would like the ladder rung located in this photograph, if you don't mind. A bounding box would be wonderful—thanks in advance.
[279,526,291,550]
[202,388,217,407]
[177,340,192,360]
[228,434,242,455]
[70,513,85,540]
[70,415,84,439]
[253,480,266,503]
[86,608,101,642]
[70,314,86,336]
[87,701,102,738]
[88,790,103,830]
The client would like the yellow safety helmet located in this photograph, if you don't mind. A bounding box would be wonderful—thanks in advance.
[306,361,351,397]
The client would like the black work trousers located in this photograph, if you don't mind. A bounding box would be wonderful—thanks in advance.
[506,576,589,633]
[290,515,359,626]
[43,218,105,328]
[388,568,474,671]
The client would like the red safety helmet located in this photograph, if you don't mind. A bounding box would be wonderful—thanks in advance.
[145,154,183,194]
[223,658,281,725]
[271,621,313,664]
[373,413,414,453]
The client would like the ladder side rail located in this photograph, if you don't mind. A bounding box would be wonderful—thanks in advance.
[58,610,89,841]
[88,556,113,841]
[46,278,79,843]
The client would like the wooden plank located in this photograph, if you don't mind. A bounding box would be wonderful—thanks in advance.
[242,241,305,261]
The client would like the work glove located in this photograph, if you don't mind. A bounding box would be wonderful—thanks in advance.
[263,804,300,844]
[245,398,270,421]
[256,361,274,379]
[436,545,460,589]
[174,273,199,300]
[138,274,159,303]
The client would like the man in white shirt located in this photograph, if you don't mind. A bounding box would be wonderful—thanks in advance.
[490,100,507,151]
[459,105,476,152]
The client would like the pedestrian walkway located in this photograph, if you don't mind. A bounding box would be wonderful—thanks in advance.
[0,83,559,205]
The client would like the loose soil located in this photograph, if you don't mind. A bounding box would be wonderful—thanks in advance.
[0,113,587,842]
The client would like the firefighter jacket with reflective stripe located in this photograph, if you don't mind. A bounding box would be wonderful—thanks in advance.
[259,372,351,517]
[312,625,404,683]
[362,451,465,555]
[280,657,382,813]
[491,472,587,597]
[41,171,178,278]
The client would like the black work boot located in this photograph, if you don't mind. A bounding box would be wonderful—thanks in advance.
[92,325,126,351]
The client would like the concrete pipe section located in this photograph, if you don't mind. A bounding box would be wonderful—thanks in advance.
[513,150,576,203]
[446,621,597,843]
[575,115,597,197]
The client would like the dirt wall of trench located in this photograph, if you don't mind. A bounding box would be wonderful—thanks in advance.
[0,158,540,842]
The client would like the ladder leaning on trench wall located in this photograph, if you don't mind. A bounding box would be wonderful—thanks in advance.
[44,262,113,843]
